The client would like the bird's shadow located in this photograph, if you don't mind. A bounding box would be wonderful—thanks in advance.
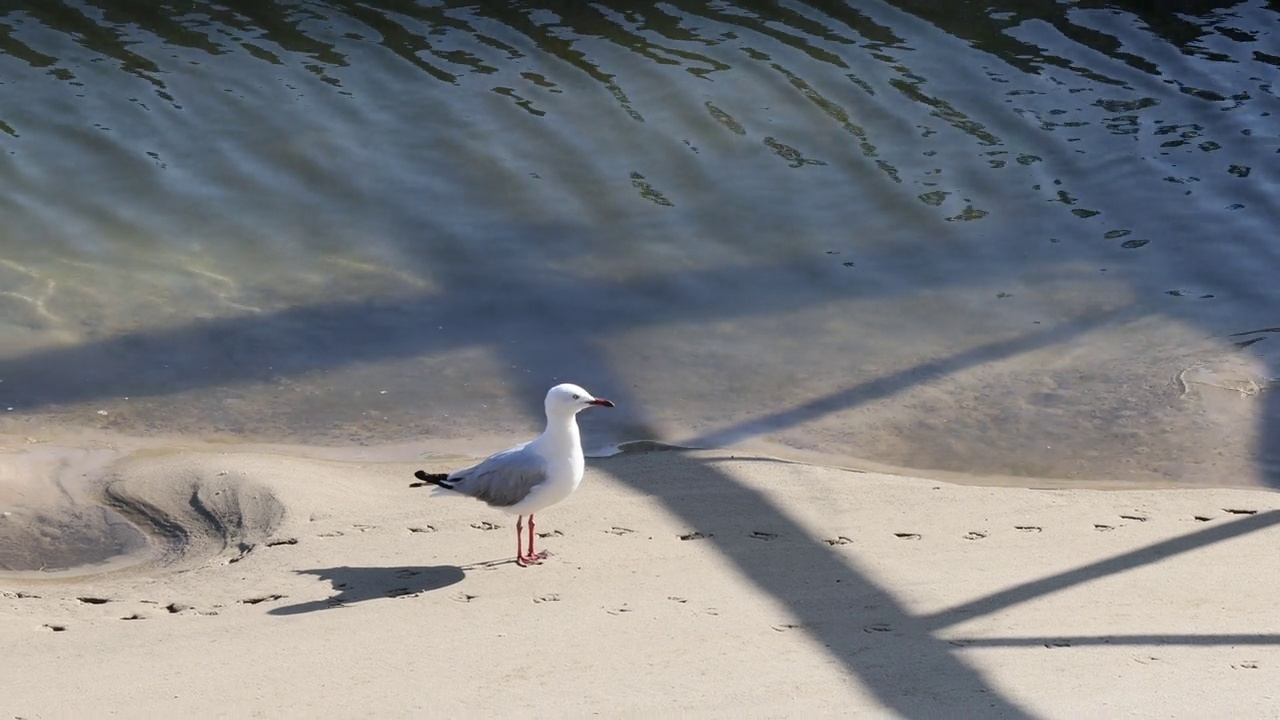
[268,565,465,616]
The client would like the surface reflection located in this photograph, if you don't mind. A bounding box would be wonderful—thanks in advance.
[0,1,1276,486]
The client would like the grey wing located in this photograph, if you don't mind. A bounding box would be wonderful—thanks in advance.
[448,444,548,508]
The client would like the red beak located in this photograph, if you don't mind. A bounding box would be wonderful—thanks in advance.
[587,398,615,408]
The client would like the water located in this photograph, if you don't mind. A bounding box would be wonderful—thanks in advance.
[1,0,1278,493]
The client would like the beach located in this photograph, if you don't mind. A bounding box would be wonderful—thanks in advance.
[4,441,1279,718]
[3,2,1280,716]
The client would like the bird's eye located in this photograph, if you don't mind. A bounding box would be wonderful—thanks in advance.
[572,394,580,400]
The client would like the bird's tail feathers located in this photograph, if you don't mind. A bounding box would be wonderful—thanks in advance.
[411,470,454,490]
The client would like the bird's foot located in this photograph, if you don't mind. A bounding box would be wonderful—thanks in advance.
[516,551,550,567]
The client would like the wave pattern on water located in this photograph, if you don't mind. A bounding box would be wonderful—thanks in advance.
[0,1,1277,487]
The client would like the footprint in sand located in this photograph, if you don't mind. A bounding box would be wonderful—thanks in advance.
[76,597,111,605]
[537,529,563,538]
[394,569,420,579]
[963,531,987,541]
[471,521,502,531]
[772,623,802,632]
[1224,508,1258,516]
[385,588,415,598]
[452,592,477,603]
[533,594,560,604]
[1094,524,1115,532]
[1120,514,1148,522]
[679,531,710,541]
[264,537,298,547]
[121,614,145,621]
[1015,526,1042,533]
[750,531,779,541]
[604,527,633,535]
[863,623,893,634]
[407,526,436,534]
[895,532,922,540]
[824,536,853,546]
[42,624,67,632]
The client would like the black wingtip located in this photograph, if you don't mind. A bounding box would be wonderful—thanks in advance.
[411,470,453,489]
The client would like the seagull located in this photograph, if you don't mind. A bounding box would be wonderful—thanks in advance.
[412,383,615,566]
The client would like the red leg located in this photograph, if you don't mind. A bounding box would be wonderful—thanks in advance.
[515,515,550,566]
[528,514,548,560]
[516,516,526,565]
[528,515,536,557]
[516,515,542,566]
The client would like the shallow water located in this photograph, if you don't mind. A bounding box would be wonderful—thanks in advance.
[1,1,1278,489]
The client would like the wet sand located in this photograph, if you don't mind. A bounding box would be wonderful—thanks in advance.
[4,439,1280,717]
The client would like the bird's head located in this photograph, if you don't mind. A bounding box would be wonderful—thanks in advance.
[545,383,615,416]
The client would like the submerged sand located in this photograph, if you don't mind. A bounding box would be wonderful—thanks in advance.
[3,442,1280,717]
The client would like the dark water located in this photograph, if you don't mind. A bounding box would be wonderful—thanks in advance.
[1,1,1278,486]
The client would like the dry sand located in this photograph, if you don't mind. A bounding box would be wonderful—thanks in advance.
[3,442,1280,718]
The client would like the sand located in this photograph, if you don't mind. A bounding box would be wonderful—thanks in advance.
[3,443,1280,718]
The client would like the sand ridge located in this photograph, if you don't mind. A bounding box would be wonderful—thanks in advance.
[101,455,286,570]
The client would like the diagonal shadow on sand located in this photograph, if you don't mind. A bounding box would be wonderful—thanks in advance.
[594,449,1036,718]
[592,453,1280,716]
[269,565,465,616]
[953,634,1280,647]
[921,510,1280,631]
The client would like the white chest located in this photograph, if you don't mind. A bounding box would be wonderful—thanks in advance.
[532,420,586,497]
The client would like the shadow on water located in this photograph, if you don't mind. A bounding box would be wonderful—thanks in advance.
[2,0,1277,474]
[0,257,897,408]
[678,307,1131,449]
[268,565,466,616]
[2,0,1275,478]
